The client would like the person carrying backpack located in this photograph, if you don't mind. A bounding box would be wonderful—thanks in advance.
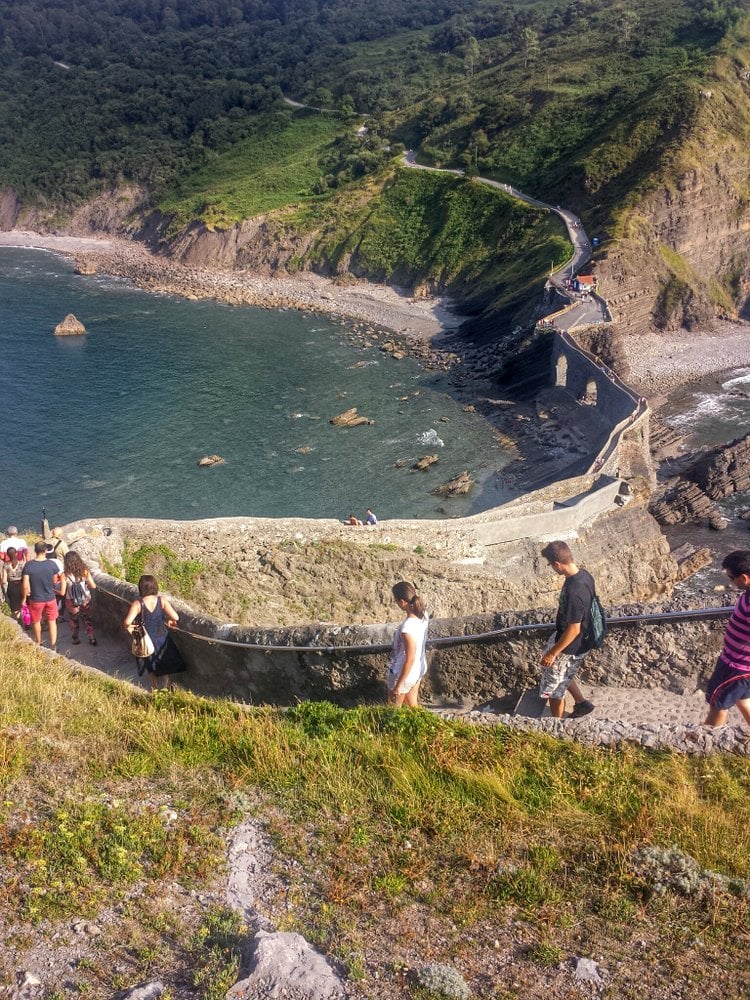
[539,540,603,719]
[62,550,97,646]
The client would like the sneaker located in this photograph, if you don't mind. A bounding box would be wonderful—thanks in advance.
[89,637,97,646]
[72,637,81,645]
[570,700,595,719]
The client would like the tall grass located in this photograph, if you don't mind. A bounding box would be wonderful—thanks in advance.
[1,617,748,992]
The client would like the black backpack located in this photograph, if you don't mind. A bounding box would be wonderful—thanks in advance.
[580,594,607,652]
[68,578,88,607]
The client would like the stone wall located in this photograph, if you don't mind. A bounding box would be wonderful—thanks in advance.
[93,572,728,707]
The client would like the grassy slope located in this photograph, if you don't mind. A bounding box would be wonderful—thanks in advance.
[145,1,745,329]
[157,111,349,234]
[299,166,571,312]
[1,617,748,997]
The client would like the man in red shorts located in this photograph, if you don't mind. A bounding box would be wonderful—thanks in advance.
[704,550,750,728]
[22,540,63,650]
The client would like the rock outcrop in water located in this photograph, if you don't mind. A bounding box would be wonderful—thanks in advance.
[688,432,750,499]
[329,407,374,427]
[433,471,474,496]
[649,433,750,528]
[54,313,85,336]
[197,454,224,467]
[649,479,724,528]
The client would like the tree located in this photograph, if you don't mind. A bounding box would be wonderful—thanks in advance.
[520,27,539,70]
[463,35,480,78]
[617,9,640,47]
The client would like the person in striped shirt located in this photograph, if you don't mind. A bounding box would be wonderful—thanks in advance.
[704,550,750,728]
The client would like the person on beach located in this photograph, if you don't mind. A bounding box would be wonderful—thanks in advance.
[704,550,750,728]
[1,547,25,623]
[365,509,378,526]
[123,575,180,691]
[539,540,596,719]
[387,581,429,708]
[62,550,97,646]
[1,526,28,561]
[21,540,63,649]
[347,513,362,526]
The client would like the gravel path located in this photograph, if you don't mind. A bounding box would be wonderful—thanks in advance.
[29,621,747,733]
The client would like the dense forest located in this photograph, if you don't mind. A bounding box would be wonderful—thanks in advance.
[0,0,746,221]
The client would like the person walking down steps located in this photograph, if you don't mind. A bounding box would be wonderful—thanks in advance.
[62,550,98,646]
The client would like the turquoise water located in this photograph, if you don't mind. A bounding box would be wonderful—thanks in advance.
[0,248,512,527]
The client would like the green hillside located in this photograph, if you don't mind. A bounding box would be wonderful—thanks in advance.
[158,111,350,233]
[0,0,748,326]
[0,0,744,220]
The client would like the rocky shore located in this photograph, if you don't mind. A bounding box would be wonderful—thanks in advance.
[0,230,462,342]
[621,322,750,397]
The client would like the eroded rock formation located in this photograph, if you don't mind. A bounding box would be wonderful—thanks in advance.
[54,313,85,336]
[689,432,750,499]
[329,407,374,427]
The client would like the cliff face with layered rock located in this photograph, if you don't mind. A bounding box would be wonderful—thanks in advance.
[650,432,750,527]
[597,50,750,336]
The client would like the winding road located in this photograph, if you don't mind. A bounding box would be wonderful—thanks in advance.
[402,150,608,329]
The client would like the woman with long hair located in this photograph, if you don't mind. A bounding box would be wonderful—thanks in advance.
[387,581,429,708]
[1,547,26,624]
[123,575,179,691]
[62,550,98,645]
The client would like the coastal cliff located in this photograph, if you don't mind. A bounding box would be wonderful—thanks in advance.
[598,53,750,335]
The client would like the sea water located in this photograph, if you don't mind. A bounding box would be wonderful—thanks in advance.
[0,248,513,527]
[660,367,750,589]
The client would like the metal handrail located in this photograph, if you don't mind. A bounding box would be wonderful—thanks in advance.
[97,583,733,657]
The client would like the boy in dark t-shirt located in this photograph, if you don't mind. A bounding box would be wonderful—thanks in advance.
[539,540,596,719]
[22,540,62,649]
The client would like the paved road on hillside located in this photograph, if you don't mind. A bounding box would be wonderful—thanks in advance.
[402,151,608,329]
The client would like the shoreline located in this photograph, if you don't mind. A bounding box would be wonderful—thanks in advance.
[620,322,750,399]
[0,229,464,343]
[4,228,750,503]
[4,230,748,397]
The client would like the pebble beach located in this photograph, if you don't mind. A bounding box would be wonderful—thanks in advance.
[0,230,462,341]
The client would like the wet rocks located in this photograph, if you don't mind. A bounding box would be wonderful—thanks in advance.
[197,454,225,467]
[54,313,85,336]
[412,454,439,471]
[651,433,750,527]
[433,471,474,496]
[671,543,712,580]
[689,431,750,499]
[329,407,374,427]
[74,257,97,275]
[648,478,721,526]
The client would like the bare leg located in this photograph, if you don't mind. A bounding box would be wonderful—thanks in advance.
[735,699,750,727]
[704,705,728,727]
[403,683,421,709]
[567,679,586,705]
[548,696,566,719]
[48,618,57,649]
[31,620,42,644]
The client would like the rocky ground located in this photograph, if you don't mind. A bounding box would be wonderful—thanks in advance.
[620,321,750,398]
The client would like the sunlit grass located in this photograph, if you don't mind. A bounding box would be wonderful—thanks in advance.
[0,616,748,988]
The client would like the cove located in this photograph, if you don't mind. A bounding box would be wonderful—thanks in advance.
[0,248,513,527]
